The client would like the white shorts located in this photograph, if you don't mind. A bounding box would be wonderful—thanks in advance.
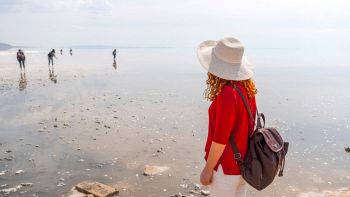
[209,165,247,197]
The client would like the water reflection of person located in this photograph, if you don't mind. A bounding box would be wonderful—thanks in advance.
[19,72,27,91]
[113,60,117,70]
[48,64,57,83]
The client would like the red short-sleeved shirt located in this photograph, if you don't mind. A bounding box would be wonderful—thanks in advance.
[204,82,257,175]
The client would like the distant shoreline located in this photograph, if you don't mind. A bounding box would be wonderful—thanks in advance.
[0,42,175,50]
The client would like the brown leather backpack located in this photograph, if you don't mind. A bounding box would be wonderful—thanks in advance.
[230,84,289,191]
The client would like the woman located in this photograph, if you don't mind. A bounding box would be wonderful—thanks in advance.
[197,37,257,197]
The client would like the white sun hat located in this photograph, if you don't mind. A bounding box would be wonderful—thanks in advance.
[197,37,253,80]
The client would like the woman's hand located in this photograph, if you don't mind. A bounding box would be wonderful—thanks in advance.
[200,142,226,185]
[200,167,213,185]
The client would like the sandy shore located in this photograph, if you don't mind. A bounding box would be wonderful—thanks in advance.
[0,48,350,196]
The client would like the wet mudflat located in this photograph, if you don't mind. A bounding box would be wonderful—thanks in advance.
[0,48,349,196]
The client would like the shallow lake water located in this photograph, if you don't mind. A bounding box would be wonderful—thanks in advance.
[0,47,349,196]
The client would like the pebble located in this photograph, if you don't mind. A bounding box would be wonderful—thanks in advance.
[190,190,200,194]
[20,183,33,187]
[179,184,188,189]
[0,170,7,176]
[345,147,350,153]
[57,178,66,187]
[194,183,201,191]
[4,155,14,161]
[0,185,22,194]
[143,165,169,176]
[15,170,24,175]
[57,182,66,187]
[200,190,210,196]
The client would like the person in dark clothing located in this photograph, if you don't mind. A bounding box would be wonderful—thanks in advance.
[70,49,73,56]
[48,49,57,66]
[112,49,116,60]
[17,49,26,71]
[60,49,63,55]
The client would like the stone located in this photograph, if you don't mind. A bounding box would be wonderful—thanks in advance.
[4,155,14,161]
[57,181,66,187]
[143,165,169,176]
[0,185,22,194]
[75,181,119,197]
[0,170,7,176]
[15,170,24,175]
[20,183,33,187]
[194,183,201,191]
[345,147,350,153]
[200,190,210,196]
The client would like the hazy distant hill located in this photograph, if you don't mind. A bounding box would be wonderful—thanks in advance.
[70,45,174,49]
[0,42,12,50]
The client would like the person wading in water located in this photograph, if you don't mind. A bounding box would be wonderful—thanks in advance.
[17,49,26,72]
[48,49,57,66]
[112,49,117,60]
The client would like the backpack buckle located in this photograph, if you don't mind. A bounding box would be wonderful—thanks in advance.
[234,153,241,160]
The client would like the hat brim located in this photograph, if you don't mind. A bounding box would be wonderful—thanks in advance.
[197,40,254,80]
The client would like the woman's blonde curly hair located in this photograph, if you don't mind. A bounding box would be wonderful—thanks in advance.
[204,72,257,101]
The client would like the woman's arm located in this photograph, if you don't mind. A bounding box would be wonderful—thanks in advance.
[200,142,226,185]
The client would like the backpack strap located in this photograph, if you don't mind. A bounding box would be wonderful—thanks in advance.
[228,83,255,167]
[230,84,255,122]
[229,129,245,170]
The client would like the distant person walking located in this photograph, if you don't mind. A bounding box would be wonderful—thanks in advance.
[70,49,73,56]
[17,49,26,71]
[60,49,63,55]
[48,49,57,66]
[112,49,117,60]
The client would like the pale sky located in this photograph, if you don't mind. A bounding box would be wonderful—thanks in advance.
[0,0,349,48]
